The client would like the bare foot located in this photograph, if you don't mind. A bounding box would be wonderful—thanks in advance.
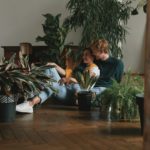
[29,96,41,106]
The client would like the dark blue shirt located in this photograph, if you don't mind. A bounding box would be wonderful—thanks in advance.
[94,57,124,87]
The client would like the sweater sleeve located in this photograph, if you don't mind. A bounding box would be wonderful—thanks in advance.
[90,66,100,78]
[114,60,124,83]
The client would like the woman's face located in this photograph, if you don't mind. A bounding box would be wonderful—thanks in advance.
[82,50,94,64]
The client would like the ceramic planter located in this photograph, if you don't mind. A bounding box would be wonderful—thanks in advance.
[78,91,93,111]
[0,94,18,122]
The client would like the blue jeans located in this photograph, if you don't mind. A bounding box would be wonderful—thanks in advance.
[39,68,106,104]
[39,68,77,104]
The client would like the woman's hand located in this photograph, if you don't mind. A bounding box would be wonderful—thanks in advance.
[59,77,70,85]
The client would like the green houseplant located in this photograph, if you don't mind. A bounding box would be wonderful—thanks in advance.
[36,13,70,66]
[0,54,30,122]
[97,71,144,120]
[64,0,132,57]
[0,53,55,122]
[18,51,57,102]
[131,0,147,15]
[75,71,98,111]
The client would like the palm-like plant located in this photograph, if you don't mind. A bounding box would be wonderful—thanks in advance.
[64,0,132,58]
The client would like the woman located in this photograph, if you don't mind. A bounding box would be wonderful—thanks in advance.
[16,48,100,113]
[59,48,100,85]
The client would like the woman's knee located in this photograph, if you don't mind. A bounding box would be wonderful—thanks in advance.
[38,87,53,103]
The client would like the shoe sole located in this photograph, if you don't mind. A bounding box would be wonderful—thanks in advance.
[16,109,33,114]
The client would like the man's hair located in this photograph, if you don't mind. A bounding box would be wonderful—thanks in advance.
[90,39,109,53]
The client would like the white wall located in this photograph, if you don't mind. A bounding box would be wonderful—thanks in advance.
[0,0,82,57]
[122,2,146,73]
[0,0,146,73]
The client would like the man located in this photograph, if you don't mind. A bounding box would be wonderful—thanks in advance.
[90,39,124,91]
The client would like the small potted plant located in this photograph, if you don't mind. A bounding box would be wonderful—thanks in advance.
[75,71,97,111]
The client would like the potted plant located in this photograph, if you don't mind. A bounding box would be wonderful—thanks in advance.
[36,13,70,66]
[18,51,57,101]
[64,0,132,58]
[0,53,55,122]
[0,54,19,122]
[75,71,97,111]
[131,0,147,15]
[97,71,144,121]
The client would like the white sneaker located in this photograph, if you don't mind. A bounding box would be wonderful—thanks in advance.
[16,101,33,113]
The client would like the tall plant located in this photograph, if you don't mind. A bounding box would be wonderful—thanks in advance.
[36,13,70,66]
[64,0,132,58]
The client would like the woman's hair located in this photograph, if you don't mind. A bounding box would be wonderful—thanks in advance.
[90,39,109,53]
[83,47,95,58]
[72,47,94,76]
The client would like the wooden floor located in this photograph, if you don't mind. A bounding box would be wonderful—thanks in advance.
[0,104,143,150]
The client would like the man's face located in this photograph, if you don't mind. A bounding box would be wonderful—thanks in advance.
[92,49,108,61]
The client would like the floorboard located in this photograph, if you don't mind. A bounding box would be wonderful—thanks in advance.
[0,104,143,150]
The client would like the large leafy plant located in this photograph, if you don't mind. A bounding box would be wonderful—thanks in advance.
[64,0,132,58]
[18,53,56,98]
[0,53,19,96]
[0,53,55,99]
[36,13,69,66]
[98,71,144,120]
